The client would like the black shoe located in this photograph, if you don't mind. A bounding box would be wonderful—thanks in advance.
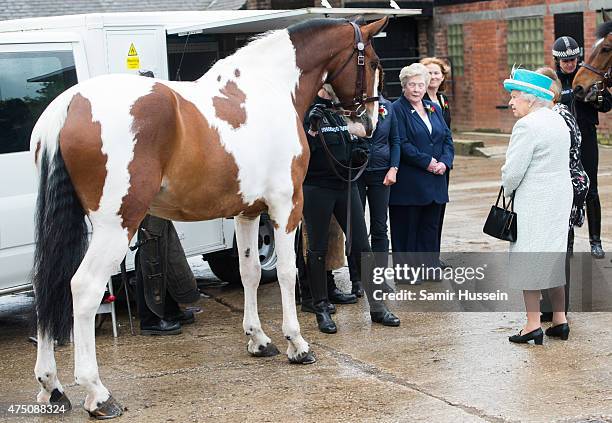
[508,327,543,345]
[590,241,605,259]
[540,312,553,323]
[370,310,400,327]
[313,302,337,334]
[545,323,570,340]
[351,281,364,298]
[167,310,195,325]
[328,287,358,304]
[301,301,336,314]
[140,319,182,336]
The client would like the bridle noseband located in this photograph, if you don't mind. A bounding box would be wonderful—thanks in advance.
[326,22,379,118]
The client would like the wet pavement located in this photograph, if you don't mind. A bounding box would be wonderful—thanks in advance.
[0,133,611,422]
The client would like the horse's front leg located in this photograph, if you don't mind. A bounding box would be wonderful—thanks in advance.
[273,225,315,364]
[235,215,279,357]
[71,225,127,418]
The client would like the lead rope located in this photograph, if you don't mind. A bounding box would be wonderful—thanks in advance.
[313,115,368,257]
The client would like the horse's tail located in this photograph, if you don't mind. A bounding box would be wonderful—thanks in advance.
[32,88,88,342]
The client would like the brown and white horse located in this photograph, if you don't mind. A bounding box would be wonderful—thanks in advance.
[31,17,387,419]
[573,13,612,102]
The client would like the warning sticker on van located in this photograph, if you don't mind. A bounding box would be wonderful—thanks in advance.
[126,43,140,70]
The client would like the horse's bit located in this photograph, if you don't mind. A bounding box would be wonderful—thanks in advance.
[326,21,379,118]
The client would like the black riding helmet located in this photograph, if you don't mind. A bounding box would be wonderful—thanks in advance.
[552,36,581,60]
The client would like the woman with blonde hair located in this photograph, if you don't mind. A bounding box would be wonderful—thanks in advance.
[419,57,451,128]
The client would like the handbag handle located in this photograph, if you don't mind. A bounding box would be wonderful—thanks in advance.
[495,186,515,212]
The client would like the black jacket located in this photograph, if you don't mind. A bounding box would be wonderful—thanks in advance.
[303,97,368,190]
[423,92,452,129]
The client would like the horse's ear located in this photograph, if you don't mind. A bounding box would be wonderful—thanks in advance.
[362,17,389,40]
[602,8,611,23]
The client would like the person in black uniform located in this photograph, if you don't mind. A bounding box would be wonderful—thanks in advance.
[552,36,612,258]
[301,86,400,334]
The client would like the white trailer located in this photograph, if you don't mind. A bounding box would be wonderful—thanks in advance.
[0,8,420,294]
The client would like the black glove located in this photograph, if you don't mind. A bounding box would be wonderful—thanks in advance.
[308,105,325,130]
[351,147,369,167]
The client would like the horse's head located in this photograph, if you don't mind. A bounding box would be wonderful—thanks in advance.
[324,17,388,137]
[573,15,612,102]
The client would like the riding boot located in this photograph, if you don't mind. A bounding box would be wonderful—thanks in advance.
[307,250,337,333]
[347,254,364,297]
[313,301,337,334]
[587,196,605,259]
[300,275,336,314]
[327,270,357,304]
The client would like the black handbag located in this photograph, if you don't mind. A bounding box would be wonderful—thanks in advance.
[483,187,517,242]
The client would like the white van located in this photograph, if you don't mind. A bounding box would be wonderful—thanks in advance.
[0,8,419,295]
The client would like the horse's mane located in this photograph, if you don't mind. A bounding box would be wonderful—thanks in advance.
[287,18,349,35]
[596,20,612,39]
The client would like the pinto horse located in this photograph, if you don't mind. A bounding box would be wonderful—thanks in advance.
[31,17,387,419]
[573,13,612,102]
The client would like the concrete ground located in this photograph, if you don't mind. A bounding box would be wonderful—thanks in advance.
[0,133,611,422]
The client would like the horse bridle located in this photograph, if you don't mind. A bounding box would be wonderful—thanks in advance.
[326,21,379,118]
[578,36,612,103]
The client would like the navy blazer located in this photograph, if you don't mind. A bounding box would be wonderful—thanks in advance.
[389,96,454,206]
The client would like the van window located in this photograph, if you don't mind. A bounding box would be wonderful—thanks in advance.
[0,50,77,154]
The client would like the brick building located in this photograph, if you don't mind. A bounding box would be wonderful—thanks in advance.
[432,0,612,140]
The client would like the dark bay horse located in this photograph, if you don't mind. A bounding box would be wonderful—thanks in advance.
[573,13,612,102]
[31,17,387,419]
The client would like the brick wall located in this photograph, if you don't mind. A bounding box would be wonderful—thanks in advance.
[434,0,612,139]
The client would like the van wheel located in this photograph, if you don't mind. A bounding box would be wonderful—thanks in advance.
[207,216,278,285]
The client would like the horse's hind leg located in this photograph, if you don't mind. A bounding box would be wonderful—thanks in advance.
[34,331,71,409]
[235,215,279,357]
[70,219,129,418]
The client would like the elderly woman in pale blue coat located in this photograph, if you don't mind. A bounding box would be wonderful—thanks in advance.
[501,69,572,346]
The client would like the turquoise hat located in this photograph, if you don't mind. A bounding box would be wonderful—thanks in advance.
[503,68,554,101]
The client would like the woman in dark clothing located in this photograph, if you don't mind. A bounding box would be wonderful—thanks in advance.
[421,57,452,267]
[351,68,400,289]
[552,36,612,258]
[537,67,590,321]
[390,63,454,283]
[302,86,400,333]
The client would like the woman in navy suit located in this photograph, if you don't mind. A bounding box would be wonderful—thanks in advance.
[390,63,454,282]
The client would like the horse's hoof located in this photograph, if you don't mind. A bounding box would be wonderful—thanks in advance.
[49,388,72,411]
[87,394,124,420]
[289,349,316,365]
[249,342,280,357]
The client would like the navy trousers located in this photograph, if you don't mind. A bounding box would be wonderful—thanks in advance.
[389,203,442,253]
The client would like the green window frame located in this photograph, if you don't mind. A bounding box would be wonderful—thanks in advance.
[507,16,544,71]
[447,24,464,77]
